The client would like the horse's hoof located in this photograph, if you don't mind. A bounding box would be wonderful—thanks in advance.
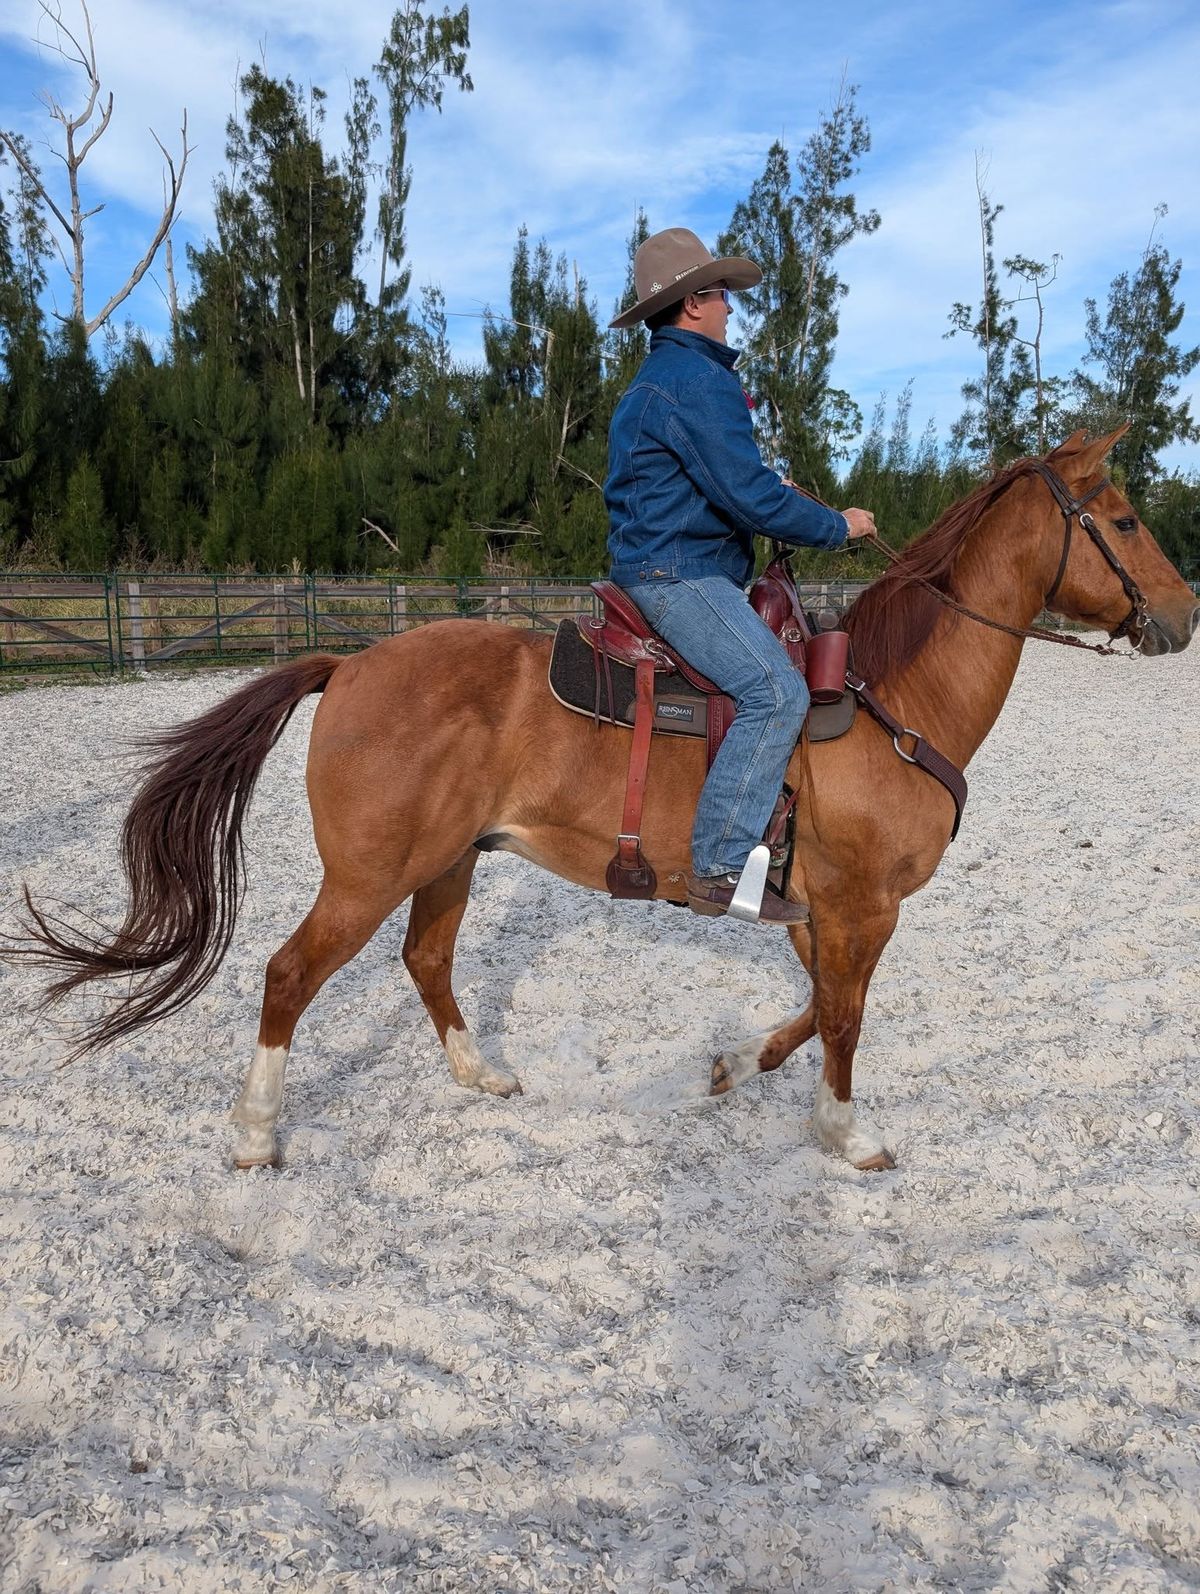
[709,1054,732,1096]
[853,1148,897,1173]
[475,1067,521,1098]
[232,1122,280,1169]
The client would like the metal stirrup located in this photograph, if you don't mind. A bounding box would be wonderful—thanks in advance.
[727,845,772,923]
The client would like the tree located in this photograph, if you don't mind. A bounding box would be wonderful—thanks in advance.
[358,284,473,569]
[604,206,650,390]
[371,1,472,378]
[1142,471,1200,580]
[945,160,1038,469]
[720,79,880,495]
[476,228,605,569]
[0,0,189,338]
[1070,207,1200,502]
[186,67,367,437]
[0,136,52,541]
[60,451,111,567]
[1004,253,1064,453]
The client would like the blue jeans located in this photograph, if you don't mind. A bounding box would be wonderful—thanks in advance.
[625,575,808,877]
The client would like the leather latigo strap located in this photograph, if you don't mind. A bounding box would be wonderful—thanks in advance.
[847,676,967,840]
[605,656,658,897]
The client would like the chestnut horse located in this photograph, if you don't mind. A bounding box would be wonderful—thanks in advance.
[19,429,1199,1171]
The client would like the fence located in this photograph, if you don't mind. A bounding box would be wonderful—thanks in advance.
[0,572,875,676]
[7,570,1187,678]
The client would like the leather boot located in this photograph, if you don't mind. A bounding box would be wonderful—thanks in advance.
[686,873,810,925]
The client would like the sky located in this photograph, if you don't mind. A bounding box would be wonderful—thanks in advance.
[1,0,1198,471]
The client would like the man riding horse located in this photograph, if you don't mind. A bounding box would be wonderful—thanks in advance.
[604,227,876,923]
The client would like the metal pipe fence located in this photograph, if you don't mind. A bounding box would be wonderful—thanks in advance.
[4,571,1193,678]
[0,573,607,675]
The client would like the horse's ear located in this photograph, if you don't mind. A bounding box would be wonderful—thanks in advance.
[1048,429,1088,458]
[1048,422,1130,477]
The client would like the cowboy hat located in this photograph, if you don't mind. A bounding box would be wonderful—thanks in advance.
[609,227,762,330]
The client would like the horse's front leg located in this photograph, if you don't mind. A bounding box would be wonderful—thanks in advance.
[809,902,900,1171]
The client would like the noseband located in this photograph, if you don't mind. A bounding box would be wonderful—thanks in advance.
[1030,461,1148,644]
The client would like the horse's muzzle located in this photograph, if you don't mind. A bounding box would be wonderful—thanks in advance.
[1138,601,1200,655]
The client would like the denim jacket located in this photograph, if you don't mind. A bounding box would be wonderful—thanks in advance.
[604,326,848,587]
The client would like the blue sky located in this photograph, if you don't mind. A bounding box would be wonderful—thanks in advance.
[2,0,1198,471]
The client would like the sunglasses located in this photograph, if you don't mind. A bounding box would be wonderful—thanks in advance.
[694,287,731,308]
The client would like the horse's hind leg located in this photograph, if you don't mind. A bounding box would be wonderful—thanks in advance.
[403,850,521,1099]
[232,879,400,1168]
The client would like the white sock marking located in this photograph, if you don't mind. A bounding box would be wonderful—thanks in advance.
[231,1043,288,1165]
[716,1033,769,1090]
[444,1027,520,1097]
[813,1078,888,1166]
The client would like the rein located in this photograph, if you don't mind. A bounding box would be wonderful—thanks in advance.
[766,458,1151,844]
[857,461,1148,658]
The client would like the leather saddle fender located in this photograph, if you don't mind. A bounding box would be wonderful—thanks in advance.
[585,559,809,899]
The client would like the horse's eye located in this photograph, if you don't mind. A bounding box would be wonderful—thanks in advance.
[1113,516,1138,536]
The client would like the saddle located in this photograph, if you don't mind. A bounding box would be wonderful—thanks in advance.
[550,554,968,901]
[571,556,853,898]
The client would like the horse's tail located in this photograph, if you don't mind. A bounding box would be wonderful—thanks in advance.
[17,653,342,1057]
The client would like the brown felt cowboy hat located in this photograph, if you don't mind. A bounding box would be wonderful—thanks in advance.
[609,227,762,329]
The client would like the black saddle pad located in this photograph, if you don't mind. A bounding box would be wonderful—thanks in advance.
[548,619,856,743]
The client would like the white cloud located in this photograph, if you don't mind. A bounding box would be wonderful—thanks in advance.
[830,16,1200,454]
[2,0,1197,468]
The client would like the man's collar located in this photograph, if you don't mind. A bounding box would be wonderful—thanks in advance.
[650,325,742,369]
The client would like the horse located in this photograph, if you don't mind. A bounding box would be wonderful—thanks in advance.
[16,427,1198,1173]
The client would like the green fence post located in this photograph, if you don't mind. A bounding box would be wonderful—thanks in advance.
[213,575,222,660]
[104,572,117,675]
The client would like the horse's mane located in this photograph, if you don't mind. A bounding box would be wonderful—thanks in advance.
[843,456,1043,687]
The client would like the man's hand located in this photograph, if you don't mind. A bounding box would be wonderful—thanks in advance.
[841,507,876,540]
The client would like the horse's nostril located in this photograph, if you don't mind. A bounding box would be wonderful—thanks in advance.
[1191,604,1200,638]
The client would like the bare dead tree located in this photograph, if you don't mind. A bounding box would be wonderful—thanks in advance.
[361,516,401,554]
[1005,253,1061,453]
[0,0,192,338]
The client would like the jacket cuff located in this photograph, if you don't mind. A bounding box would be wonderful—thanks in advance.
[830,511,850,548]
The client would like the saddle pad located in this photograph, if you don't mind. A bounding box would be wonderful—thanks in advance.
[548,619,856,743]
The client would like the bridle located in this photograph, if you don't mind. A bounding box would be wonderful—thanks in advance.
[1028,461,1149,646]
[857,460,1152,659]
[771,459,1155,845]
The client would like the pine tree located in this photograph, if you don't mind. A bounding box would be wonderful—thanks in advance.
[605,206,650,390]
[476,229,604,569]
[945,166,1037,469]
[359,284,473,569]
[1070,207,1200,502]
[371,1,473,386]
[186,68,368,441]
[0,137,51,547]
[60,453,112,568]
[1142,471,1200,580]
[720,81,880,495]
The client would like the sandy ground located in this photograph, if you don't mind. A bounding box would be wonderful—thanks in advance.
[1,639,1198,1594]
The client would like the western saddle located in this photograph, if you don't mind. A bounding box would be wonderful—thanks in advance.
[582,556,832,898]
[577,554,967,902]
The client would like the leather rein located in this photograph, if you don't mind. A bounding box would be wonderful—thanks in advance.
[856,460,1150,658]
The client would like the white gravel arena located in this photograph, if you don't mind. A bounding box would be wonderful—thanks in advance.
[1,637,1198,1594]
